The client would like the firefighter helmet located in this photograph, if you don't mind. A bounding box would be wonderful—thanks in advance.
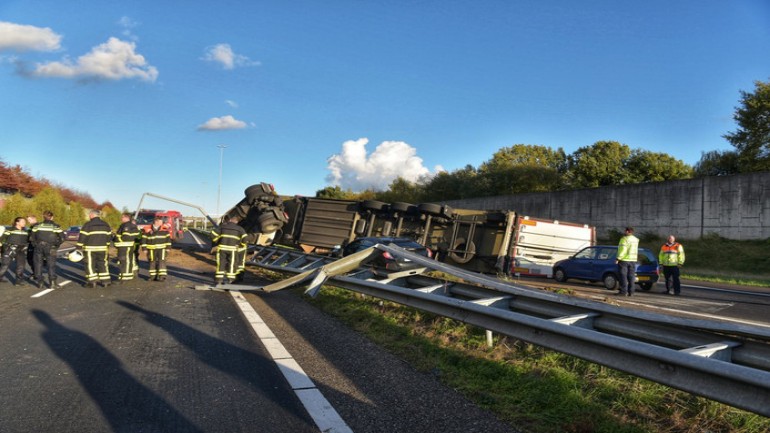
[68,250,84,263]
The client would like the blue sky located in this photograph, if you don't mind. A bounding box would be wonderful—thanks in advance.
[1,0,769,216]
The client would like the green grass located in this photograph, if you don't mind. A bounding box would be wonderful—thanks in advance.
[292,284,770,433]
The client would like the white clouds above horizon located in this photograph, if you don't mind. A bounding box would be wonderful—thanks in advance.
[197,115,248,131]
[326,138,437,191]
[201,43,259,70]
[28,37,158,82]
[0,21,62,52]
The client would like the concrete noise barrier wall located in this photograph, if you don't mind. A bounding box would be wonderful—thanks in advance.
[441,171,770,241]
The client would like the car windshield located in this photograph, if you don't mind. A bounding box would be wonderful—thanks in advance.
[135,214,155,225]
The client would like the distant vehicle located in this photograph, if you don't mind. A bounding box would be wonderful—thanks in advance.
[552,245,660,290]
[135,209,185,240]
[64,226,81,241]
[341,237,433,274]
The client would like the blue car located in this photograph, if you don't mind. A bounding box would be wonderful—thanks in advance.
[552,245,660,290]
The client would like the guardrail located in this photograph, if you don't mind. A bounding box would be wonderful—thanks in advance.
[199,244,770,416]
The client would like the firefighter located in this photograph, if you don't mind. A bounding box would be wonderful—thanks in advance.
[30,210,65,288]
[114,213,141,283]
[659,235,686,296]
[233,235,248,283]
[142,217,171,281]
[0,217,29,285]
[77,210,113,288]
[211,216,246,285]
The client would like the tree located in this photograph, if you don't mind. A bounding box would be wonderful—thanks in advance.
[374,177,423,204]
[0,193,32,224]
[724,78,770,172]
[421,165,483,202]
[694,150,740,176]
[477,144,567,195]
[315,185,355,200]
[564,141,634,188]
[626,150,693,183]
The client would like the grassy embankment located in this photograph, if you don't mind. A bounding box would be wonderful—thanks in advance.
[254,236,770,432]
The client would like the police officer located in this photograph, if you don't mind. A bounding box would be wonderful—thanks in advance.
[0,217,29,285]
[77,210,113,288]
[211,216,246,285]
[25,215,38,276]
[30,210,65,288]
[659,235,686,296]
[114,212,141,283]
[142,217,171,281]
[615,227,639,296]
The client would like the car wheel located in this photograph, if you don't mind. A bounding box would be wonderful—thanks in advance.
[603,273,619,290]
[553,268,567,282]
[639,282,653,291]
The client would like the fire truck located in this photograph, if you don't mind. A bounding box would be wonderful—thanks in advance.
[134,209,186,240]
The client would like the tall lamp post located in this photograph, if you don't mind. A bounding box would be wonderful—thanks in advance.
[216,144,227,218]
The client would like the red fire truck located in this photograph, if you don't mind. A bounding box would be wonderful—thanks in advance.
[134,209,186,240]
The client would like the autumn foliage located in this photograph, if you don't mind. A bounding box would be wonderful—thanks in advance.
[0,159,99,209]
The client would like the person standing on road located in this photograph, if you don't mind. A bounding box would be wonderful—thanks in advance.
[211,216,247,286]
[659,235,685,296]
[114,213,141,283]
[30,211,65,289]
[78,210,113,288]
[615,227,639,296]
[25,214,38,280]
[142,217,171,281]
[0,217,29,286]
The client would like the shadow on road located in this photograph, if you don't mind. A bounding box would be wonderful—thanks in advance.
[32,309,203,433]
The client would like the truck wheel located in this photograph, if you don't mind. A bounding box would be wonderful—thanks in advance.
[418,203,443,216]
[361,200,388,212]
[639,282,653,291]
[554,268,568,282]
[603,273,619,290]
[257,213,282,233]
[390,202,414,213]
[245,184,271,203]
[448,238,475,264]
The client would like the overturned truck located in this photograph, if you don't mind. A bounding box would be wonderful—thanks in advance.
[222,183,595,275]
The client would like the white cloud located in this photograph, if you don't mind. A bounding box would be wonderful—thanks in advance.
[30,37,158,82]
[225,99,239,108]
[202,43,259,70]
[197,115,248,131]
[117,16,139,41]
[326,138,433,191]
[0,21,62,52]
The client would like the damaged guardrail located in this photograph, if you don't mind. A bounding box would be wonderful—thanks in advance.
[198,243,770,417]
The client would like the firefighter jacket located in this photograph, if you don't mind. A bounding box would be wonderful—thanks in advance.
[77,217,113,252]
[212,222,247,252]
[142,225,171,250]
[1,227,29,249]
[30,220,65,247]
[114,221,141,248]
[659,242,685,267]
[616,234,639,262]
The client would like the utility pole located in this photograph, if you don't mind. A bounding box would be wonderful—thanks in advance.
[216,144,227,218]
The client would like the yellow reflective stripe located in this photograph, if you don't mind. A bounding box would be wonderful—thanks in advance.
[114,242,135,247]
[81,230,112,236]
[83,246,109,251]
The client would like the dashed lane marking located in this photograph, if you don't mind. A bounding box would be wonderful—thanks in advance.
[229,290,353,433]
[30,279,72,298]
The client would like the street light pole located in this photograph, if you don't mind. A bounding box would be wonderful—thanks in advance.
[216,144,227,218]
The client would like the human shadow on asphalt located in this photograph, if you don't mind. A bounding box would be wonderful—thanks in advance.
[31,310,203,433]
[115,301,317,430]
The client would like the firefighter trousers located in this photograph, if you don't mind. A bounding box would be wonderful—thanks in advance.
[84,250,110,283]
[147,248,167,280]
[116,246,137,281]
[216,248,239,282]
[33,244,59,284]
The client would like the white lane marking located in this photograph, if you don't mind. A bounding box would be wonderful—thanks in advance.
[31,289,55,298]
[229,290,353,433]
[622,300,770,328]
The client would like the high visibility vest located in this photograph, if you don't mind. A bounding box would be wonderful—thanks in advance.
[617,235,639,262]
[659,242,685,266]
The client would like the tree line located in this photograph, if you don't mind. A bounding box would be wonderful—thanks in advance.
[318,78,770,204]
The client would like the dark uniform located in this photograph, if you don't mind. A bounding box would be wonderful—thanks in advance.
[114,220,141,282]
[0,226,29,285]
[212,221,246,285]
[30,218,65,288]
[142,224,171,281]
[77,216,113,287]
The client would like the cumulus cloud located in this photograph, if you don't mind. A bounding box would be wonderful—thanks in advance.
[0,21,62,52]
[197,115,248,131]
[202,43,259,69]
[326,138,434,191]
[29,37,158,82]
